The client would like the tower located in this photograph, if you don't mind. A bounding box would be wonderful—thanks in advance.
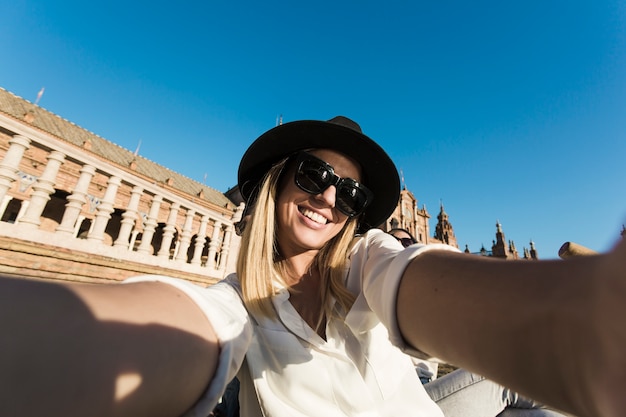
[491,221,510,258]
[434,201,458,247]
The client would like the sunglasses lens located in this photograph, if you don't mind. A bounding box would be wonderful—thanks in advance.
[296,160,331,193]
[336,181,368,216]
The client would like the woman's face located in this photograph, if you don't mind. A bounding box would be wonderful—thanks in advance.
[275,149,363,256]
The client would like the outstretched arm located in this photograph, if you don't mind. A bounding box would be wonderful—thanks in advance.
[0,277,219,417]
[396,238,626,417]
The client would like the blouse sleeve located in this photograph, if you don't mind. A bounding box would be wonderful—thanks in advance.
[350,230,460,359]
[123,274,252,417]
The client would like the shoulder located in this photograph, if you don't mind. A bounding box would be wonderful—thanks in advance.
[345,229,404,293]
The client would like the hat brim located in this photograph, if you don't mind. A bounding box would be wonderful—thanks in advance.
[238,119,400,232]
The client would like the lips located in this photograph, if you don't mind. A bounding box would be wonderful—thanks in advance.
[299,207,329,225]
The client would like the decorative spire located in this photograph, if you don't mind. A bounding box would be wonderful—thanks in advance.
[133,139,142,157]
[35,87,45,105]
[529,240,538,260]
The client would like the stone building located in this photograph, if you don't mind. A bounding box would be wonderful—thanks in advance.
[380,187,459,248]
[0,87,244,286]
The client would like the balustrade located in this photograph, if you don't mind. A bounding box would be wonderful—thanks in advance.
[0,130,240,280]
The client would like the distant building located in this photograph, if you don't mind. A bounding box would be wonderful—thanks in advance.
[464,221,538,260]
[380,187,459,248]
[380,185,538,259]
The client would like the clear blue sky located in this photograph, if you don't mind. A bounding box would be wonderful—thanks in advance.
[2,0,625,258]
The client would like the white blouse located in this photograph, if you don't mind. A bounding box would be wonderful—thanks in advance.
[126,229,459,416]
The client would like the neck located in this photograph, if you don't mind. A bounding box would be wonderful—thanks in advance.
[285,259,326,340]
[280,249,319,286]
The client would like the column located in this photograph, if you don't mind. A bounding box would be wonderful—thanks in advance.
[136,194,162,254]
[218,224,233,272]
[206,220,222,269]
[56,164,96,235]
[0,135,31,204]
[17,150,65,228]
[174,209,195,262]
[87,175,121,243]
[190,214,208,265]
[157,202,180,259]
[114,185,144,248]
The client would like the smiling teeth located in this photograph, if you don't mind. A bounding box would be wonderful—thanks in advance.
[301,208,328,224]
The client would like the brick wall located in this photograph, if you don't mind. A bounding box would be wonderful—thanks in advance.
[0,235,219,286]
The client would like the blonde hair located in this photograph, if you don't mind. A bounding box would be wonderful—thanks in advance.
[237,157,358,325]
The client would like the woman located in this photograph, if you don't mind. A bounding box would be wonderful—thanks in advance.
[1,116,624,417]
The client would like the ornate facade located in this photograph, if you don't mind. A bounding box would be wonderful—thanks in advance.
[0,87,244,285]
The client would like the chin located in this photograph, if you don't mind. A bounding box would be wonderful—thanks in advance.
[296,235,329,250]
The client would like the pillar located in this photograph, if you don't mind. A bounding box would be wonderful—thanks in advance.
[157,202,180,259]
[190,214,208,265]
[206,220,222,269]
[218,224,233,272]
[0,135,31,204]
[136,194,162,254]
[56,164,96,234]
[114,185,143,248]
[175,209,195,262]
[17,150,65,228]
[87,176,121,243]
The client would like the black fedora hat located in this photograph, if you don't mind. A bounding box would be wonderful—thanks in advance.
[238,116,400,232]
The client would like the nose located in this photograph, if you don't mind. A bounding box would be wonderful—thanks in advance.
[315,185,336,208]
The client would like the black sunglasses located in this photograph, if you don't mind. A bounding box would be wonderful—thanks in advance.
[394,236,416,248]
[293,152,373,217]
